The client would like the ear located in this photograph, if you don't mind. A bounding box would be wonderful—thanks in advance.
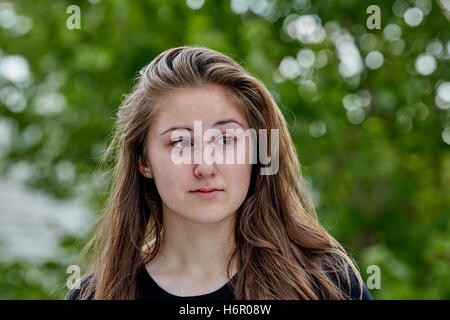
[138,155,153,178]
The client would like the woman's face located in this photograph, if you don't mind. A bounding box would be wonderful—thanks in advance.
[139,84,253,224]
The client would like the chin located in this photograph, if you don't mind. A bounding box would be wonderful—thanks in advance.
[185,211,234,225]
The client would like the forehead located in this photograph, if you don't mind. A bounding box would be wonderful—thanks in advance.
[151,84,248,130]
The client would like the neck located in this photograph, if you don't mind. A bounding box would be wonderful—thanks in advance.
[156,210,237,280]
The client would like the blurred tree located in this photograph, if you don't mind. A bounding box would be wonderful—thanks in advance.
[0,0,449,299]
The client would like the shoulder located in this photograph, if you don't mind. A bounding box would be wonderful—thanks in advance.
[322,254,373,300]
[337,263,372,300]
[65,273,95,300]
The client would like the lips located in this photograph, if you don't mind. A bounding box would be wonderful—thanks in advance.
[192,187,223,192]
[190,186,224,199]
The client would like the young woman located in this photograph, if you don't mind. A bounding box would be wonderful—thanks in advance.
[66,46,372,300]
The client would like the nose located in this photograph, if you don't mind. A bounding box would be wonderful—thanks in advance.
[193,160,218,178]
[193,142,218,178]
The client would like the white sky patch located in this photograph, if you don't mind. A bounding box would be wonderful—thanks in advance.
[32,92,66,115]
[279,56,300,79]
[404,7,424,26]
[231,0,249,14]
[383,23,402,41]
[0,55,30,83]
[186,0,205,10]
[335,33,364,78]
[415,54,437,75]
[435,81,450,110]
[365,51,384,69]
[0,179,93,263]
[284,14,326,44]
[297,48,315,69]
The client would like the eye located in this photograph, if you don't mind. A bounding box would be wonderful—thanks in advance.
[171,137,192,148]
[217,135,236,146]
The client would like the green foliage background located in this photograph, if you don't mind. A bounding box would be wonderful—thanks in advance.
[0,0,449,299]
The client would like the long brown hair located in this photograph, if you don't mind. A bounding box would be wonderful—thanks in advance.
[74,46,364,299]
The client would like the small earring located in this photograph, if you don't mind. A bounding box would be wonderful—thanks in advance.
[145,172,149,177]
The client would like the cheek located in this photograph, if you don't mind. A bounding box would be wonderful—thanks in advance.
[149,148,189,193]
[155,157,186,183]
[224,164,252,199]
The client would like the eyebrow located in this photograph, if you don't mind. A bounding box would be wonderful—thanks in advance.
[159,119,245,136]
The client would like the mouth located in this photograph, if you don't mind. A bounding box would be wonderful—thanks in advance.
[190,187,224,199]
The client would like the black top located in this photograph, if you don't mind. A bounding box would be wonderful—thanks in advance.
[66,264,372,300]
[136,266,236,300]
